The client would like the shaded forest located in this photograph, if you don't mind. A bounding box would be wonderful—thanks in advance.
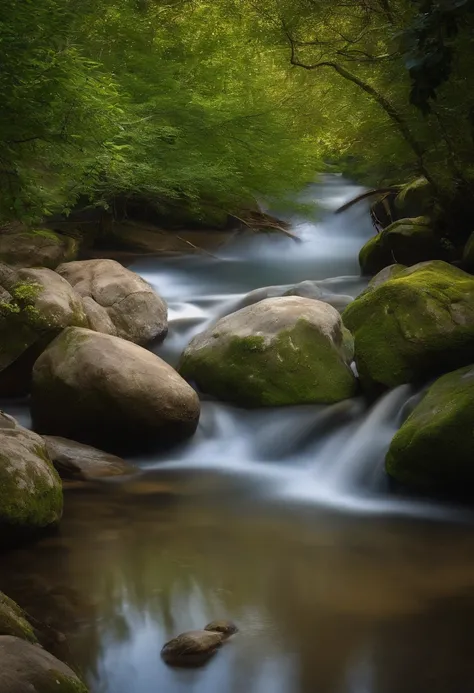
[2,0,474,230]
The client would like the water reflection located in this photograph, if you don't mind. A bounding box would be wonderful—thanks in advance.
[2,479,474,693]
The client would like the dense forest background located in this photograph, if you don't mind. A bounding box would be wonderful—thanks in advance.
[1,0,473,228]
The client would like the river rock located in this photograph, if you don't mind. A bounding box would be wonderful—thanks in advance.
[462,231,474,273]
[0,266,88,396]
[394,177,434,219]
[358,233,393,276]
[367,263,406,290]
[0,224,78,269]
[43,436,137,481]
[179,296,357,407]
[358,217,445,276]
[31,327,200,452]
[161,630,225,667]
[386,365,474,493]
[0,412,62,532]
[229,280,353,315]
[342,260,474,391]
[57,259,167,345]
[204,620,238,635]
[0,635,88,692]
[0,592,36,643]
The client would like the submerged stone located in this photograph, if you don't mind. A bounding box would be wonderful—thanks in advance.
[43,436,137,481]
[161,630,225,667]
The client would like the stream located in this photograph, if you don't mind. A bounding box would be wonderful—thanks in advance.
[3,176,474,693]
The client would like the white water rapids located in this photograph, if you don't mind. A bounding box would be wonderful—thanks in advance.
[122,176,467,522]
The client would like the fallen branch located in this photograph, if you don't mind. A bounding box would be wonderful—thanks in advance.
[335,187,400,214]
[121,219,218,258]
[230,211,302,242]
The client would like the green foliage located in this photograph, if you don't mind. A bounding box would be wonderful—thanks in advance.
[2,0,474,226]
[0,0,319,225]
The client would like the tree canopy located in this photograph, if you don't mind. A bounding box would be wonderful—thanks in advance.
[1,0,473,226]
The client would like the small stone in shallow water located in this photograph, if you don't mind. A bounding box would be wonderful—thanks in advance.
[160,630,225,668]
[204,620,238,636]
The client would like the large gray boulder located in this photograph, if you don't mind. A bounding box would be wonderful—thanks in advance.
[0,225,78,269]
[57,259,167,345]
[0,265,88,396]
[0,412,62,532]
[0,635,88,692]
[179,296,357,407]
[43,436,137,481]
[31,328,200,452]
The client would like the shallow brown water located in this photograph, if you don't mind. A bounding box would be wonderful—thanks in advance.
[2,471,474,693]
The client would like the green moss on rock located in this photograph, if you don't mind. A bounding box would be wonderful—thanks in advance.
[358,234,393,276]
[180,317,357,406]
[386,365,474,493]
[342,261,474,391]
[394,177,434,218]
[358,217,446,277]
[367,263,407,290]
[0,416,63,530]
[0,592,37,643]
[462,230,474,273]
[36,670,89,693]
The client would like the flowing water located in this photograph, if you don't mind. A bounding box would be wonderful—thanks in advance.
[2,176,474,693]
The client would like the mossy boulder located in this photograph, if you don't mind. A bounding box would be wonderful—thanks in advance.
[367,264,407,290]
[386,365,474,494]
[342,261,474,392]
[0,224,78,269]
[179,297,357,407]
[0,592,37,643]
[358,234,393,276]
[57,259,167,345]
[0,266,88,397]
[462,230,474,273]
[358,217,446,276]
[0,635,88,692]
[31,327,200,453]
[394,177,434,219]
[0,412,62,532]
